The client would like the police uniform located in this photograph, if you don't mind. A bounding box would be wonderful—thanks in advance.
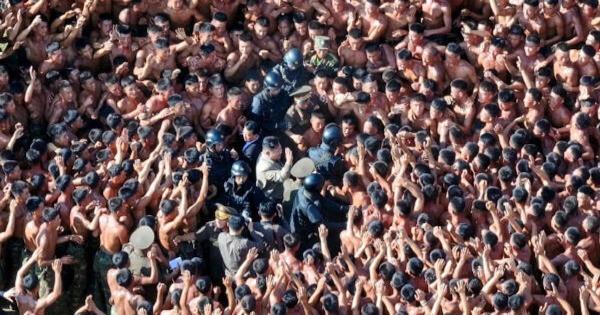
[199,150,233,193]
[273,49,312,93]
[217,216,265,277]
[249,89,292,135]
[290,186,348,253]
[308,144,346,186]
[221,177,266,221]
[282,158,316,223]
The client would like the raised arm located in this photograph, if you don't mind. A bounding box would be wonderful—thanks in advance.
[35,260,63,311]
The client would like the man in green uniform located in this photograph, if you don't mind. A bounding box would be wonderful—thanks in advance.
[307,36,340,76]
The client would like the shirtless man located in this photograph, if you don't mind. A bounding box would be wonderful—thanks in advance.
[15,253,63,315]
[381,0,417,42]
[182,75,207,131]
[224,32,260,83]
[422,45,447,90]
[320,0,356,37]
[252,17,282,62]
[78,71,103,120]
[200,75,227,130]
[118,76,145,118]
[477,37,513,79]
[94,197,130,312]
[357,0,388,43]
[212,12,234,53]
[110,269,146,315]
[165,0,203,28]
[576,45,600,77]
[548,85,572,128]
[136,38,178,81]
[273,14,303,53]
[39,42,66,76]
[541,0,565,46]
[24,197,44,257]
[553,43,580,92]
[301,112,326,151]
[15,15,50,66]
[514,0,546,35]
[216,87,246,137]
[365,43,395,75]
[144,78,173,116]
[422,0,452,37]
[395,23,432,60]
[338,28,368,68]
[23,67,47,126]
[444,43,479,88]
[560,0,585,46]
[396,49,426,84]
[158,180,188,256]
[47,82,77,126]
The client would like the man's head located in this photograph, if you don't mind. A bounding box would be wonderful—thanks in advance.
[262,136,282,161]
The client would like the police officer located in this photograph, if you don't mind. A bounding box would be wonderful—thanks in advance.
[290,173,348,254]
[249,71,292,137]
[308,124,347,186]
[200,129,233,193]
[272,48,312,93]
[221,160,266,221]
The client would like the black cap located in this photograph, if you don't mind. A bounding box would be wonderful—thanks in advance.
[26,196,43,212]
[108,197,123,212]
[2,160,17,174]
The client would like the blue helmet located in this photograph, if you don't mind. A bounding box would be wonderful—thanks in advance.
[303,173,324,193]
[284,48,303,70]
[206,129,224,146]
[231,160,250,177]
[264,71,283,89]
[322,123,343,149]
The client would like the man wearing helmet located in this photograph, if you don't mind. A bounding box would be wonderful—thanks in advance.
[308,123,347,186]
[221,160,266,221]
[290,173,348,253]
[199,129,233,193]
[249,71,292,137]
[272,48,312,93]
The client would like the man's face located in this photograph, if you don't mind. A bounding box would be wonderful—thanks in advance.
[543,2,557,14]
[213,20,227,34]
[80,45,94,59]
[332,0,345,8]
[499,101,512,111]
[107,83,123,96]
[445,51,459,65]
[362,82,378,94]
[342,122,355,137]
[408,30,423,42]
[35,22,48,36]
[549,93,562,109]
[124,84,138,97]
[234,175,248,186]
[315,77,329,91]
[333,82,347,94]
[245,79,261,93]
[254,25,268,39]
[156,48,169,61]
[229,96,242,110]
[211,84,225,98]
[294,22,308,36]
[242,127,255,142]
[348,36,362,50]
[311,117,325,133]
[450,87,464,100]
[411,100,425,114]
[269,145,283,160]
[524,42,539,57]
[278,20,293,36]
[50,50,64,64]
[239,40,253,55]
[169,0,184,9]
[60,86,74,102]
[524,4,536,18]
[365,2,378,15]
[0,72,8,86]
[100,20,113,36]
[118,34,132,46]
[316,48,328,59]
[185,82,199,94]
[582,4,596,16]
[366,51,380,63]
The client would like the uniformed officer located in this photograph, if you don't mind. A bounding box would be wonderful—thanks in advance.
[249,71,292,137]
[282,157,315,223]
[308,124,347,186]
[221,160,266,221]
[290,173,348,253]
[272,48,312,93]
[217,215,265,277]
[285,85,314,152]
[308,36,340,76]
[199,129,234,193]
[251,200,289,252]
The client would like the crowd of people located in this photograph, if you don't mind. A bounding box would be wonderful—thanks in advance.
[1,0,600,314]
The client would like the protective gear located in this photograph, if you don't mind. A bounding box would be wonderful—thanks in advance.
[264,71,283,89]
[206,129,224,146]
[321,124,343,151]
[290,187,348,253]
[250,88,292,134]
[284,48,303,70]
[200,150,233,193]
[308,145,346,186]
[303,173,324,193]
[221,173,266,221]
[231,160,251,177]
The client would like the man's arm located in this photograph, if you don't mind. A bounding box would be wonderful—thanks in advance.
[35,260,63,311]
[15,250,40,294]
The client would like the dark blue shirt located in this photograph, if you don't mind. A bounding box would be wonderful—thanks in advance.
[250,90,292,134]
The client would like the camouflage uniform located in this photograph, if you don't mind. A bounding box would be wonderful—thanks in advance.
[65,242,87,314]
[38,266,69,314]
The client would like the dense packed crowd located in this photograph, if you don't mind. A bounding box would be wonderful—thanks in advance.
[1,0,600,314]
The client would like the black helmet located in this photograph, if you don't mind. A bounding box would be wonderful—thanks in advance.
[264,71,283,89]
[322,123,343,149]
[303,173,324,193]
[206,129,224,146]
[284,48,303,70]
[231,160,250,177]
